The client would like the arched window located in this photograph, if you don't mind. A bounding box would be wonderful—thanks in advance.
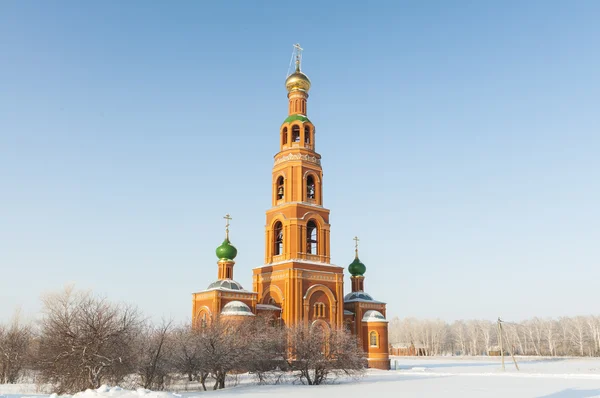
[276,176,284,200]
[370,331,378,347]
[282,127,288,146]
[304,126,311,146]
[306,175,316,200]
[306,220,318,254]
[292,125,300,142]
[201,313,207,329]
[274,221,283,256]
[313,302,326,318]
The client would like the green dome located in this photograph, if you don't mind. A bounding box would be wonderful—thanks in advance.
[348,257,366,276]
[216,239,237,260]
[282,114,311,125]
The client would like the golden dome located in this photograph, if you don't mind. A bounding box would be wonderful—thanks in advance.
[285,67,311,93]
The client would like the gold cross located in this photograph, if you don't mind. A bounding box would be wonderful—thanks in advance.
[293,43,303,71]
[224,214,232,239]
[353,236,359,258]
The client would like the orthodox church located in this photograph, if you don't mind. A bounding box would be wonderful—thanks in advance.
[191,46,390,370]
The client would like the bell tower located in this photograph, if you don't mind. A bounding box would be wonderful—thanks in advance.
[253,45,344,330]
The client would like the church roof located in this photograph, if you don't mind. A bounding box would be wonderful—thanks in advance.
[221,301,255,317]
[206,279,250,292]
[256,304,281,311]
[362,310,388,323]
[344,291,385,304]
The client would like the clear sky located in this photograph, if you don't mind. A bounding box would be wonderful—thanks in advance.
[1,1,599,324]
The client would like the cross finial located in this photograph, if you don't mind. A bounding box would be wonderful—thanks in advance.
[293,43,303,72]
[353,236,360,258]
[224,214,232,240]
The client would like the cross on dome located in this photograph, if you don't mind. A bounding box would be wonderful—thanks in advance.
[293,43,303,71]
[224,213,232,240]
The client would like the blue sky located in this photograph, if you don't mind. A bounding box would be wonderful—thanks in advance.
[1,1,598,324]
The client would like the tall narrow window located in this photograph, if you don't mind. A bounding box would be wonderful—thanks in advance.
[306,175,315,200]
[306,220,318,254]
[201,313,207,329]
[314,302,326,318]
[274,221,283,256]
[304,126,311,146]
[282,127,288,146]
[370,331,378,347]
[292,125,300,142]
[276,176,284,200]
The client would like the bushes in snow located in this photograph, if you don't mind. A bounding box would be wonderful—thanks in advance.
[286,324,365,385]
[18,287,362,392]
[34,287,143,394]
[0,311,33,384]
[170,315,288,390]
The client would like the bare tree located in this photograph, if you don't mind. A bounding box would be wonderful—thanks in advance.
[451,320,468,355]
[477,320,494,354]
[0,311,32,384]
[135,320,174,390]
[195,318,251,390]
[171,325,202,382]
[245,315,287,384]
[34,287,143,394]
[569,316,589,356]
[286,324,365,385]
[586,316,600,356]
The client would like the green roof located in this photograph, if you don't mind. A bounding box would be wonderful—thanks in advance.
[282,114,311,125]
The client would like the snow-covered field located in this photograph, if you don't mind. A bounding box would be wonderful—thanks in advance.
[2,357,600,398]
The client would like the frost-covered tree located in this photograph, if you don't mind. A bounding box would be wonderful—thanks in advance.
[286,324,365,385]
[0,311,32,384]
[35,287,142,394]
[135,320,174,390]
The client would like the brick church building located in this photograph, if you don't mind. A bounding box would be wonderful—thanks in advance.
[191,46,390,370]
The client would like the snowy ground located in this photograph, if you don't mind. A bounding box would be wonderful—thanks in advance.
[2,357,600,398]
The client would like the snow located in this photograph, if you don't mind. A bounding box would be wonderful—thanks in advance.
[2,357,600,398]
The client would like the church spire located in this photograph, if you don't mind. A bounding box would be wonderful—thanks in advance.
[285,43,311,116]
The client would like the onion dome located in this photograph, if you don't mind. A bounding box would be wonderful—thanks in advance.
[285,65,311,93]
[215,238,237,261]
[348,257,366,276]
[220,301,255,317]
[349,236,366,276]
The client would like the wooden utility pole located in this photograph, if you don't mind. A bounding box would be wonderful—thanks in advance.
[498,318,519,371]
[497,318,505,371]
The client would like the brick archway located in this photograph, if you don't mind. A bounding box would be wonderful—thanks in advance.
[303,284,337,326]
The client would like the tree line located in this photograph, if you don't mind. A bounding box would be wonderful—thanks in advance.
[389,316,600,357]
[0,287,364,393]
